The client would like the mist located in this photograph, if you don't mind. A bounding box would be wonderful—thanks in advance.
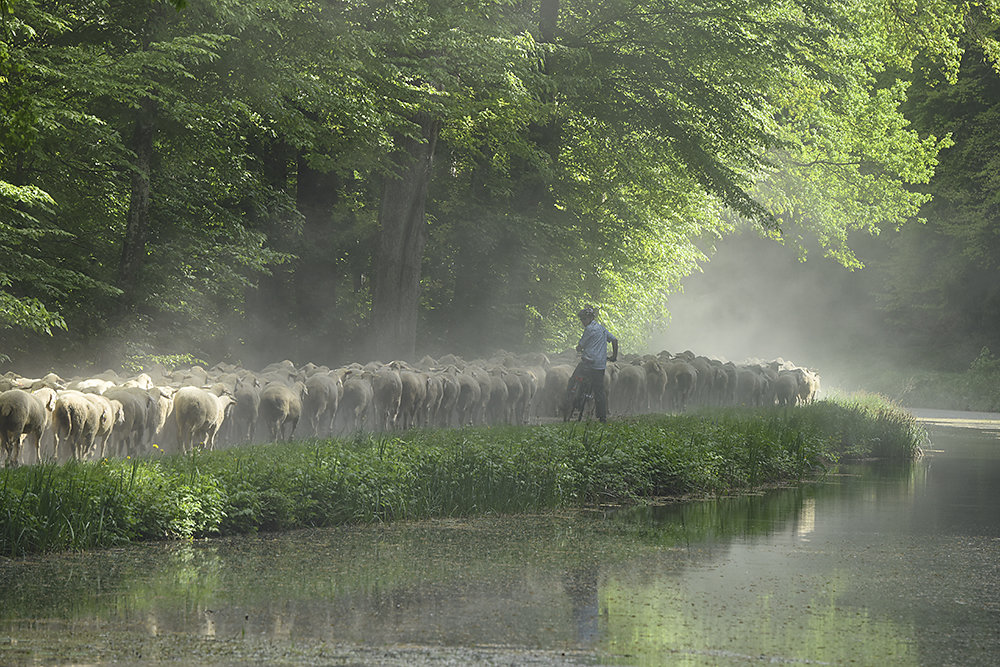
[648,231,890,394]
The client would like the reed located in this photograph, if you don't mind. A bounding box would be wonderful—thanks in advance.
[0,394,922,557]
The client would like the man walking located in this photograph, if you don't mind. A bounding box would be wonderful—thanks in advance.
[571,305,618,422]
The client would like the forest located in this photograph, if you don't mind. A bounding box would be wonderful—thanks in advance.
[2,0,999,378]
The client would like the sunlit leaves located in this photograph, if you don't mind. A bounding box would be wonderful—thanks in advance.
[743,0,965,268]
[0,0,992,359]
[868,38,1000,356]
[868,0,1000,80]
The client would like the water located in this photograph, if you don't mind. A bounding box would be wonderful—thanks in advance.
[1,414,999,665]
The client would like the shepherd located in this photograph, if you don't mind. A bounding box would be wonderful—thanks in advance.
[568,305,618,422]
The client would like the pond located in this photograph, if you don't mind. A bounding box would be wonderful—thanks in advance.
[1,411,998,665]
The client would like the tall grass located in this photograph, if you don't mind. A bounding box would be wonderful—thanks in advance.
[0,395,923,557]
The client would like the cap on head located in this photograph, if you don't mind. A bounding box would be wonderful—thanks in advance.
[578,305,596,319]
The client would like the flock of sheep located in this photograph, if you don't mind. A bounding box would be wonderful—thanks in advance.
[0,350,821,467]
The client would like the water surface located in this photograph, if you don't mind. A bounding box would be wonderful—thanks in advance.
[2,414,998,665]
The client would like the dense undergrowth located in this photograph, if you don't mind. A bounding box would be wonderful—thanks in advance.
[844,347,1000,412]
[0,395,923,557]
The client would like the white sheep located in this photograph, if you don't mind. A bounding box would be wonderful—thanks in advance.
[259,382,304,442]
[53,390,105,461]
[84,394,126,458]
[30,387,59,462]
[173,386,236,453]
[67,377,116,394]
[0,389,55,467]
[303,373,342,437]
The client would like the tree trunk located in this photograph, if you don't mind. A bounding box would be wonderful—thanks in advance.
[241,136,294,360]
[294,151,342,360]
[372,115,441,360]
[534,0,561,160]
[539,0,558,42]
[117,98,156,311]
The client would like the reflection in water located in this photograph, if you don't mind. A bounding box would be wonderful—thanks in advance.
[796,496,815,537]
[563,565,601,645]
[1,422,998,665]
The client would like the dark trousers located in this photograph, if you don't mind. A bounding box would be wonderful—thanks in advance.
[569,363,608,421]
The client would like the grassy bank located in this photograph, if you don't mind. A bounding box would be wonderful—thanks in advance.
[1,394,923,557]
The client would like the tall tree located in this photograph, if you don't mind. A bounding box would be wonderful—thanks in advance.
[372,115,441,359]
[0,0,112,341]
[3,0,998,368]
[873,34,1000,362]
[360,0,544,359]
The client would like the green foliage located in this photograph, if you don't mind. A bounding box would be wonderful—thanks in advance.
[121,351,207,374]
[969,346,1000,373]
[793,393,926,460]
[865,34,1000,363]
[862,347,1000,411]
[422,0,966,351]
[0,0,991,363]
[0,395,922,556]
[0,1,108,335]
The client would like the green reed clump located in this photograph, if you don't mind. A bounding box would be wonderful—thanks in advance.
[0,457,227,556]
[0,394,921,556]
[805,392,925,460]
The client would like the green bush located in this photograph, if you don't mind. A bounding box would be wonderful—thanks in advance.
[857,347,1000,411]
[0,395,923,557]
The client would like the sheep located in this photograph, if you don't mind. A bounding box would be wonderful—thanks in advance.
[303,372,342,437]
[397,369,428,430]
[499,370,522,424]
[0,389,55,467]
[774,371,800,407]
[486,370,509,425]
[337,371,374,433]
[122,373,154,390]
[67,377,117,394]
[613,364,647,416]
[103,387,153,457]
[539,364,573,419]
[145,386,175,447]
[173,386,236,453]
[371,366,403,431]
[83,393,126,458]
[422,373,444,427]
[453,370,482,427]
[230,376,261,444]
[30,373,66,391]
[30,387,59,462]
[0,347,823,447]
[52,390,104,461]
[259,382,304,442]
[437,369,462,426]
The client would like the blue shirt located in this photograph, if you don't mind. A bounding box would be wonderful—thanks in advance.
[578,320,617,370]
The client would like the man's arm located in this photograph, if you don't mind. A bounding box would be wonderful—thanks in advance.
[610,338,619,362]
